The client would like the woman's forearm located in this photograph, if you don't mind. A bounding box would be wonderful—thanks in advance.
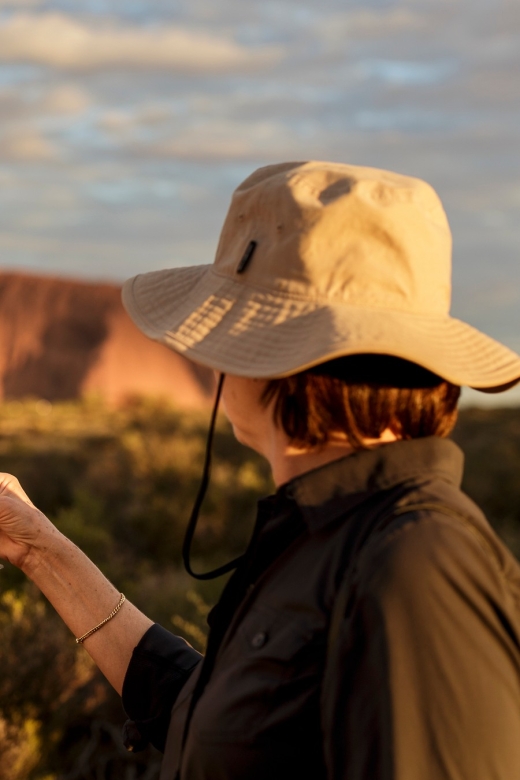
[22,528,153,694]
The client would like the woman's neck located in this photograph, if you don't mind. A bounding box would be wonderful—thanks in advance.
[267,429,398,488]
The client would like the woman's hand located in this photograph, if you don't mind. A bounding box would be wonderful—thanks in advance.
[0,472,55,571]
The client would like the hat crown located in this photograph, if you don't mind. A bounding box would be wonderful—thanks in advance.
[214,161,452,316]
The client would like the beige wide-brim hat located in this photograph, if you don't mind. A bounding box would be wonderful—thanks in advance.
[122,161,520,392]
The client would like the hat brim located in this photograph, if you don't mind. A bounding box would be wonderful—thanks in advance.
[122,266,520,393]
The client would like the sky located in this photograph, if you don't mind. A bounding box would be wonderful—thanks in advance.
[0,0,519,405]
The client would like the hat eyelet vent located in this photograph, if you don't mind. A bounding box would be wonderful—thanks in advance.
[236,240,257,274]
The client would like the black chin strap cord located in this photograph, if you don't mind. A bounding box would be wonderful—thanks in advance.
[182,372,245,580]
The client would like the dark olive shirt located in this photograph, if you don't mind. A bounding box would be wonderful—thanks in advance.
[122,437,520,780]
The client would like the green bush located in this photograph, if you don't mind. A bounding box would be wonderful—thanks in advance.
[452,405,520,557]
[0,398,272,779]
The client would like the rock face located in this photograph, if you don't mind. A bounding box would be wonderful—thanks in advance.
[0,271,214,407]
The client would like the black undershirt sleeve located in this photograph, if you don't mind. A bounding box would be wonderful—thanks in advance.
[122,623,202,753]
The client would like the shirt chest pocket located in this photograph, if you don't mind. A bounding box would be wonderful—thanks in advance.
[191,605,326,743]
[237,605,324,682]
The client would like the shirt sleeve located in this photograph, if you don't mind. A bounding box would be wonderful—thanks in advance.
[322,513,520,780]
[122,623,202,753]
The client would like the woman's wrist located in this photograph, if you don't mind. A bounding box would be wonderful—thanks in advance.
[20,522,73,581]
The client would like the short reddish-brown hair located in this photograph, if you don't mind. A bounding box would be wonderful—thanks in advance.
[261,354,460,450]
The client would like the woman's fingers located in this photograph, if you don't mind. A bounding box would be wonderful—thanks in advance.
[0,476,51,568]
[0,473,36,508]
[0,495,38,539]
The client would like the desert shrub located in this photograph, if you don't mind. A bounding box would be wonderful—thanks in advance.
[0,397,271,779]
[0,584,162,780]
[452,406,520,557]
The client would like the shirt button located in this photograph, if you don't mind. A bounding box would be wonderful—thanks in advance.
[251,631,267,649]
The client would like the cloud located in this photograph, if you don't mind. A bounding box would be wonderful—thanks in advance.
[0,0,42,6]
[0,90,26,122]
[0,129,57,161]
[144,118,325,162]
[99,104,171,134]
[43,84,90,115]
[343,8,424,36]
[314,8,424,47]
[0,12,282,71]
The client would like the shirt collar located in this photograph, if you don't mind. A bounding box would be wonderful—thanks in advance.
[280,437,464,533]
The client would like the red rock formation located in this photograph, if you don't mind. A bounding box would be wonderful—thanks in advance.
[0,271,214,407]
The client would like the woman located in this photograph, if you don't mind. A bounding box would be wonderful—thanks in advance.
[1,161,520,779]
